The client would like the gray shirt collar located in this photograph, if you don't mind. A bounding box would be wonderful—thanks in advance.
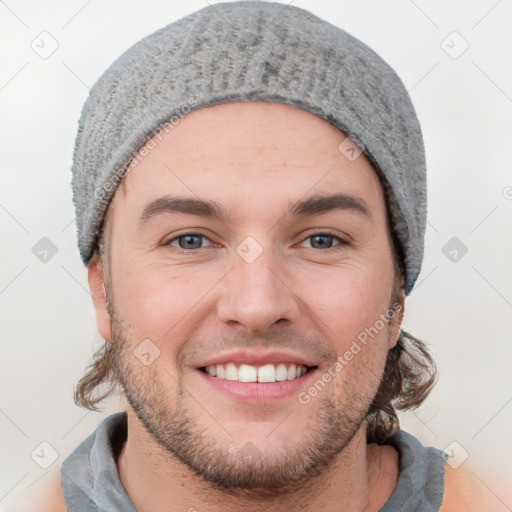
[61,412,447,511]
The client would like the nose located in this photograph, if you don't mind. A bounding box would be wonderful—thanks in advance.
[216,240,301,334]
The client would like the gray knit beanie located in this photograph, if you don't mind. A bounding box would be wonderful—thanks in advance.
[71,1,427,295]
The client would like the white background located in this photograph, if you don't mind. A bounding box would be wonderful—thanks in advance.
[1,0,511,507]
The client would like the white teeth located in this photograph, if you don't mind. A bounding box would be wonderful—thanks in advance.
[258,364,276,383]
[239,364,257,382]
[275,363,287,381]
[225,362,238,381]
[204,362,310,382]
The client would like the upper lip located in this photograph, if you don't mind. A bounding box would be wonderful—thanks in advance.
[197,349,319,368]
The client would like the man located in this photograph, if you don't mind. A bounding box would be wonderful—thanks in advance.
[10,2,501,511]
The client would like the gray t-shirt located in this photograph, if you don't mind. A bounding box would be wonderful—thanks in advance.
[61,412,448,511]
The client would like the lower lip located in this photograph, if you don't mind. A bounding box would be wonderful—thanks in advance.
[195,368,319,403]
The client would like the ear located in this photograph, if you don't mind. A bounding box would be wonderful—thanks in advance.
[388,283,405,349]
[87,252,112,343]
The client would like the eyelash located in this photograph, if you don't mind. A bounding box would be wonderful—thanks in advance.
[163,230,349,254]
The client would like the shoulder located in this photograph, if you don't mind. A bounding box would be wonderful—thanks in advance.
[1,467,67,512]
[440,464,512,512]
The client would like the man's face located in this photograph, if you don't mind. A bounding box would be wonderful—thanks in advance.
[98,102,403,492]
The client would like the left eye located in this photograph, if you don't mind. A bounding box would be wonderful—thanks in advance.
[298,233,346,250]
[166,234,214,250]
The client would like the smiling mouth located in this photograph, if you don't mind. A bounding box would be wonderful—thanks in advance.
[199,362,318,383]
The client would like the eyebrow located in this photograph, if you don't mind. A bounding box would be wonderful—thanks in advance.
[139,192,371,226]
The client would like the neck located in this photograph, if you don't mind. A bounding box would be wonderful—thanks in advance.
[116,407,398,512]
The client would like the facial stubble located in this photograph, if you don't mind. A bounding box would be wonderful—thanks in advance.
[109,314,391,497]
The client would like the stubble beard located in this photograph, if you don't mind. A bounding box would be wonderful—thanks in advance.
[109,315,388,497]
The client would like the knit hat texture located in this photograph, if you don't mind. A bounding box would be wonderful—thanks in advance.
[71,1,427,295]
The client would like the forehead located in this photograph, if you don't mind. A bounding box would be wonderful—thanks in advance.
[112,102,386,221]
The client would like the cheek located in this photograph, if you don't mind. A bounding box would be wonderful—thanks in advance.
[300,265,393,354]
[321,276,393,398]
[112,261,214,341]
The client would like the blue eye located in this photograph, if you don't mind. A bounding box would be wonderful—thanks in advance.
[300,232,347,250]
[166,233,214,251]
